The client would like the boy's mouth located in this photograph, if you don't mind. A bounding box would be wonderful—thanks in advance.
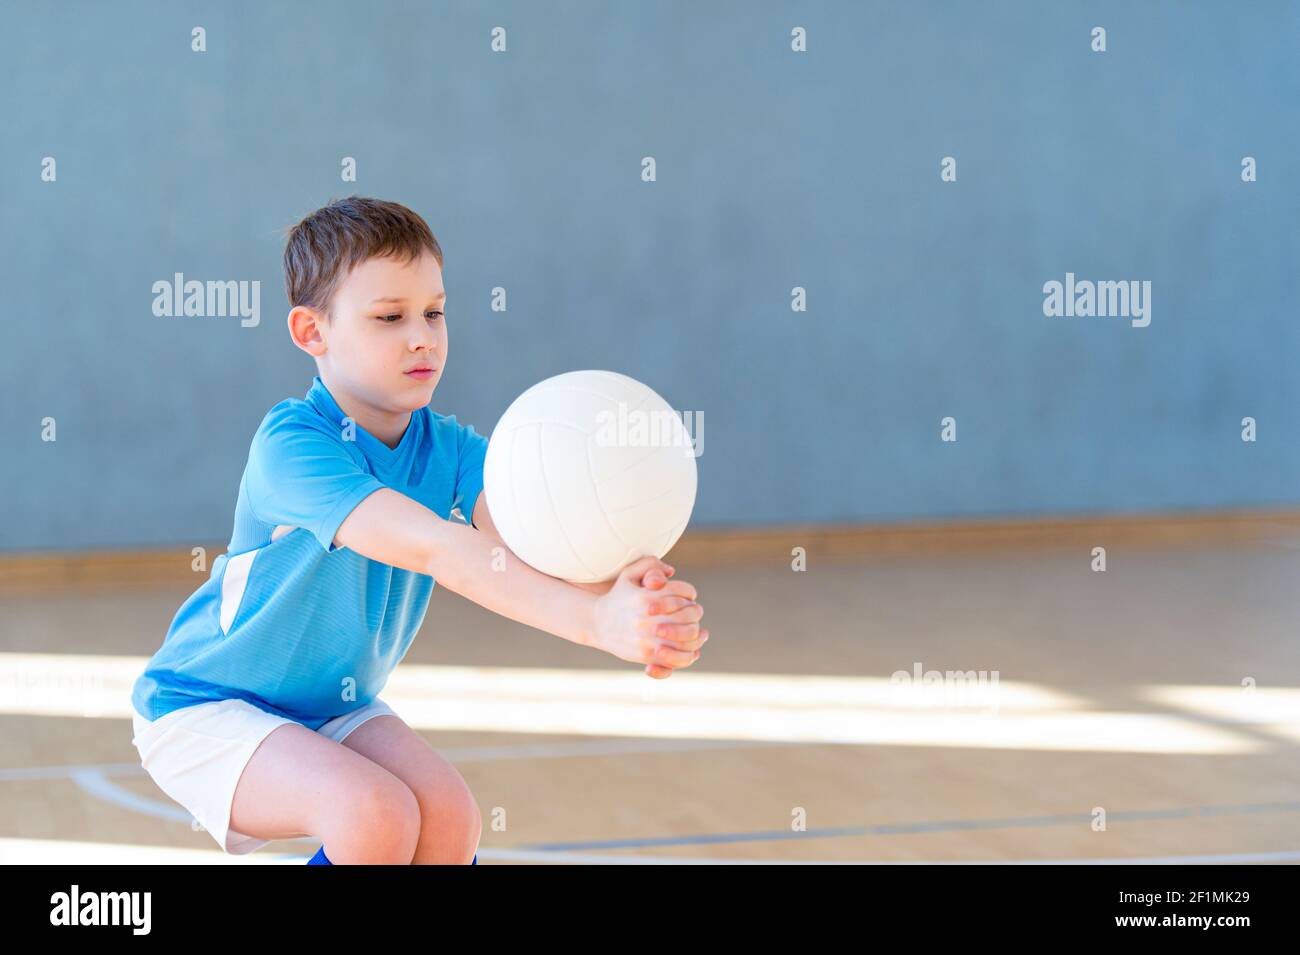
[404,365,437,380]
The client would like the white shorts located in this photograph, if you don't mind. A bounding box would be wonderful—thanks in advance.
[131,696,399,855]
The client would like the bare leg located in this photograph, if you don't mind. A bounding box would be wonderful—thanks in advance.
[227,722,421,864]
[340,715,481,864]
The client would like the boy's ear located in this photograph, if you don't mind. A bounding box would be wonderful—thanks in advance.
[288,304,328,357]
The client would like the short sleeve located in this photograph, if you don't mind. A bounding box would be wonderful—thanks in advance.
[450,418,488,527]
[245,411,386,553]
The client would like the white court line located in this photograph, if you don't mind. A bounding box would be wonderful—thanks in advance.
[69,769,193,824]
[68,769,314,844]
[65,772,1300,868]
[0,837,303,865]
[0,740,789,783]
[433,738,790,762]
[2,837,1296,866]
[0,762,144,781]
[477,848,1300,865]
[11,743,812,851]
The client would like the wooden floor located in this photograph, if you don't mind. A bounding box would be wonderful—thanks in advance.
[2,531,1299,864]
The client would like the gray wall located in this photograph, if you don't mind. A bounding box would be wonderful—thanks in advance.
[3,1,1298,552]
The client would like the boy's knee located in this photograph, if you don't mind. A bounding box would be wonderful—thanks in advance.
[412,790,481,864]
[334,774,422,863]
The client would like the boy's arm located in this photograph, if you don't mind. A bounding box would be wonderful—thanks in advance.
[460,492,686,678]
[335,487,599,646]
[471,493,616,595]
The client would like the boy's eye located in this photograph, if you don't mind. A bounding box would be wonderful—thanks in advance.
[378,310,442,323]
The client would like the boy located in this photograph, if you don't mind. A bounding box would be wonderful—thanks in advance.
[130,196,708,865]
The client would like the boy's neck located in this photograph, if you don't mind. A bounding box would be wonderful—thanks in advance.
[320,375,412,450]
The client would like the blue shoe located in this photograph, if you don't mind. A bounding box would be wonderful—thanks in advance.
[308,846,474,864]
[306,846,332,865]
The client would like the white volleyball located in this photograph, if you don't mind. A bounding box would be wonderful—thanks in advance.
[483,370,698,583]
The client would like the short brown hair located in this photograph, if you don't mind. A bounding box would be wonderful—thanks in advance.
[282,196,443,318]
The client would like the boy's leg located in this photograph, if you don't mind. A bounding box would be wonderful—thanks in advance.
[228,722,422,864]
[339,714,482,865]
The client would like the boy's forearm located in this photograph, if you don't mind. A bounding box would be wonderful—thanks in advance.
[334,488,599,646]
[469,496,615,596]
[426,516,598,647]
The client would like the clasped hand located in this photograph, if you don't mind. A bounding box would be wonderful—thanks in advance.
[580,556,708,679]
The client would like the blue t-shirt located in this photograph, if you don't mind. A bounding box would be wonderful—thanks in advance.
[131,375,488,730]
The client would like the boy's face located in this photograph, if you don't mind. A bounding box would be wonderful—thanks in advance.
[304,250,448,416]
